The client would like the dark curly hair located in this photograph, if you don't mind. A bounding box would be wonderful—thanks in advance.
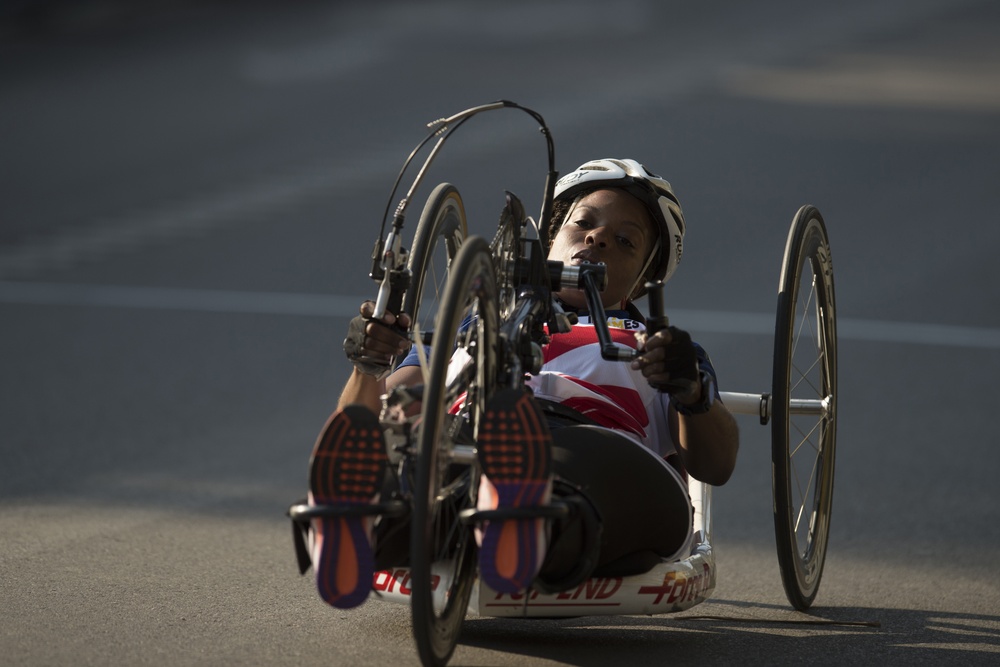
[546,195,580,250]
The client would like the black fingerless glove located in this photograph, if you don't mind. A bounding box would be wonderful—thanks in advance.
[343,315,394,380]
[658,326,715,416]
[649,325,699,393]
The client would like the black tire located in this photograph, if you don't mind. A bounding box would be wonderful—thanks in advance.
[411,237,499,667]
[772,206,837,611]
[404,183,468,345]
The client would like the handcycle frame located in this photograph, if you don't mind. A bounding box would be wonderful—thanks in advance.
[378,237,721,620]
[288,102,837,667]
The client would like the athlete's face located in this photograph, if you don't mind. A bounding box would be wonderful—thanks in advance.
[548,188,656,310]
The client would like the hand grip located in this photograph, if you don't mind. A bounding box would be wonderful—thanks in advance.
[373,268,408,325]
[385,275,405,319]
[643,281,695,395]
[645,280,669,335]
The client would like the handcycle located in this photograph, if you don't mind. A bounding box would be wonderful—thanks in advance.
[288,101,837,667]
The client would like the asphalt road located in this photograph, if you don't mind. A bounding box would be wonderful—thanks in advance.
[2,1,999,665]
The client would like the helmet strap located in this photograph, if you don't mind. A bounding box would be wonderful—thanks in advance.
[627,238,661,301]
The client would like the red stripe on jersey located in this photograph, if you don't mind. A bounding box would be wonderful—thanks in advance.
[544,324,639,362]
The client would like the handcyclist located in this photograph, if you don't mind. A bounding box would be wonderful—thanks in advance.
[298,158,739,609]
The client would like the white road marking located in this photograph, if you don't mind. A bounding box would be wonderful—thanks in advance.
[0,282,357,317]
[668,308,1000,349]
[3,282,999,349]
[0,150,399,280]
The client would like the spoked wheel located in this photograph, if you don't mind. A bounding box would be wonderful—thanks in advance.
[404,183,468,345]
[489,191,525,320]
[411,237,499,667]
[772,205,838,611]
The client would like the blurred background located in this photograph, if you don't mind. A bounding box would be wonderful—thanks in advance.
[2,1,999,665]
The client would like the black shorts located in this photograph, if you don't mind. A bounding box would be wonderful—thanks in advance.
[548,424,693,576]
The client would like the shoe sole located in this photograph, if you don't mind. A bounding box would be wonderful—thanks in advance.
[308,405,386,609]
[477,389,552,594]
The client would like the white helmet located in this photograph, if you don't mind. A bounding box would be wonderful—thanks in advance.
[553,158,685,283]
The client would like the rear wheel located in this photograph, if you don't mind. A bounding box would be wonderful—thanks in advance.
[410,237,499,667]
[772,205,838,611]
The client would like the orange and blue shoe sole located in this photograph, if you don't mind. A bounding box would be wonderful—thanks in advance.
[477,388,552,594]
[308,405,386,609]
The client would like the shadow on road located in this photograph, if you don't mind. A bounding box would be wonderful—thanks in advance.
[457,598,999,666]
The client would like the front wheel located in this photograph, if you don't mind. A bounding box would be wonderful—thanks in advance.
[410,237,499,667]
[772,206,837,611]
[404,183,468,345]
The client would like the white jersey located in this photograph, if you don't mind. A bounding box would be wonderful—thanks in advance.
[526,312,677,459]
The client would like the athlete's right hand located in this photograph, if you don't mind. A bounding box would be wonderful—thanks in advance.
[342,300,412,380]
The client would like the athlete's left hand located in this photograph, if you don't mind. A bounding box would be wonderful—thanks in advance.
[632,325,701,403]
